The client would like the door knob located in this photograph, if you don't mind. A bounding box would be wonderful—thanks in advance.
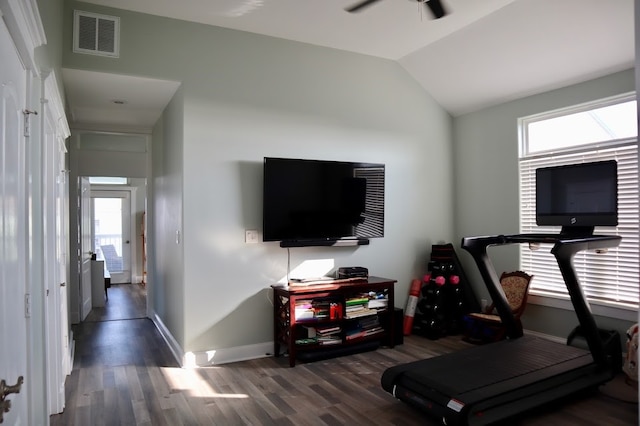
[1,376,23,399]
[0,376,23,423]
[0,399,12,423]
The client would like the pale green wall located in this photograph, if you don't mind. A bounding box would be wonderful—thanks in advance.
[180,47,453,351]
[63,1,453,354]
[151,86,185,347]
[36,0,64,91]
[453,69,636,339]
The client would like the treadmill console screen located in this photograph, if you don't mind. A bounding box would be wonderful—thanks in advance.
[536,160,618,233]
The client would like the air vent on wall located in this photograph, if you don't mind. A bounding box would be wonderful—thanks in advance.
[73,10,120,58]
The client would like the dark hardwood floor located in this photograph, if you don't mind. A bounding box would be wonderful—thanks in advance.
[84,283,147,322]
[51,286,638,425]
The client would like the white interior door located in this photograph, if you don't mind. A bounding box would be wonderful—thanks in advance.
[43,96,69,414]
[79,177,92,319]
[92,191,132,284]
[56,135,71,380]
[0,17,29,425]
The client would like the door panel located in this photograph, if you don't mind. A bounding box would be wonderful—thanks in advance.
[92,191,131,284]
[44,101,68,414]
[57,137,71,375]
[0,18,28,425]
[80,177,92,320]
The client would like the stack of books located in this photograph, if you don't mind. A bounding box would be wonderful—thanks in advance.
[316,325,342,345]
[345,295,377,319]
[311,299,332,320]
[367,292,388,310]
[294,300,314,320]
[295,325,342,345]
[294,298,337,321]
[345,316,384,341]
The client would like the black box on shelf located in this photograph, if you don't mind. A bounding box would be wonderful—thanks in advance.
[338,266,369,279]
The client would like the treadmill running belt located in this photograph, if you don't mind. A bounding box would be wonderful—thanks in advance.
[381,335,603,425]
[387,336,591,396]
[382,336,593,402]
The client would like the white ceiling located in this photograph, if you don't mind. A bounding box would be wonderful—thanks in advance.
[64,0,634,128]
[62,69,181,129]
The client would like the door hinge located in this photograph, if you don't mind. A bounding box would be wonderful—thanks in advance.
[24,293,31,318]
[23,109,38,137]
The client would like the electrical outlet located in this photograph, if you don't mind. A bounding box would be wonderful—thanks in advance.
[245,229,259,244]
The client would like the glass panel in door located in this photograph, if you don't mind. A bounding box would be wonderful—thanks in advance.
[93,195,131,284]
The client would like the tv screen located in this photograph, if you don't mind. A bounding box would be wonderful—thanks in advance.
[263,157,385,245]
[536,160,618,233]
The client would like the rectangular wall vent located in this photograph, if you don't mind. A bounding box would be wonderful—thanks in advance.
[73,10,120,58]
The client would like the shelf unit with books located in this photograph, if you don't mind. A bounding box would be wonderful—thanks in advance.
[271,276,396,367]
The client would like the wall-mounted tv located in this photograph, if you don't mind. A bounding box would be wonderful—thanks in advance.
[263,157,385,247]
[536,160,618,236]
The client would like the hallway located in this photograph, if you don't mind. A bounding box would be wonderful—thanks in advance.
[49,284,180,425]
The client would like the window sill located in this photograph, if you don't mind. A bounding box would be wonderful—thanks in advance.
[528,293,638,322]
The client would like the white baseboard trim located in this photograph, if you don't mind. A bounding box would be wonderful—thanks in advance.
[184,342,273,368]
[150,311,273,367]
[151,311,185,367]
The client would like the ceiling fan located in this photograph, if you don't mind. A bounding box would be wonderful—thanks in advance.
[345,0,447,19]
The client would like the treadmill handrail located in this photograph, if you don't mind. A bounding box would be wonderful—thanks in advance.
[461,233,621,368]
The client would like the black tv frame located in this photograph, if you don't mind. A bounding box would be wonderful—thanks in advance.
[263,157,385,248]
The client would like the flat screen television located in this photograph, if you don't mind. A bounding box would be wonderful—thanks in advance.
[263,157,385,247]
[536,160,618,236]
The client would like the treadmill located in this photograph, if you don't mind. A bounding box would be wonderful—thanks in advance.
[381,232,622,426]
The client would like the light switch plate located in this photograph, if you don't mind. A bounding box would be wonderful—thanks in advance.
[245,229,259,243]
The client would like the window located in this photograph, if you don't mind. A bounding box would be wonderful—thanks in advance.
[354,167,385,238]
[89,176,128,185]
[518,93,639,313]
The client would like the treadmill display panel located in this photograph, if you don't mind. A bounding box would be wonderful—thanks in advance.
[536,160,618,233]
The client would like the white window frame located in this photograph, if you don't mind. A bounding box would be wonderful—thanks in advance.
[89,176,128,185]
[518,92,638,322]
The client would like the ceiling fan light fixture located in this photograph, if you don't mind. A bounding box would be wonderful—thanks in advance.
[345,0,447,19]
[423,0,447,19]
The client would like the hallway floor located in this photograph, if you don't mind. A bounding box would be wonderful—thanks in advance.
[84,283,147,322]
[49,283,179,425]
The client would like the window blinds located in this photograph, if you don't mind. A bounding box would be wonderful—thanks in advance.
[354,167,385,238]
[519,142,639,308]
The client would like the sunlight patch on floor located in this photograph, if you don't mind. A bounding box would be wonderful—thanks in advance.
[161,366,249,399]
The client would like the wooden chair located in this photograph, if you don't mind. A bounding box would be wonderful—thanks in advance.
[463,271,533,344]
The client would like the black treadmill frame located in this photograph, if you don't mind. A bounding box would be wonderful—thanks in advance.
[382,233,622,426]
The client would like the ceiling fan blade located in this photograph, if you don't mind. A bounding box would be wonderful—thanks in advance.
[345,0,383,13]
[425,0,447,19]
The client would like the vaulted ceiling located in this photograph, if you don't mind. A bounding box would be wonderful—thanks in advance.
[64,0,634,128]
